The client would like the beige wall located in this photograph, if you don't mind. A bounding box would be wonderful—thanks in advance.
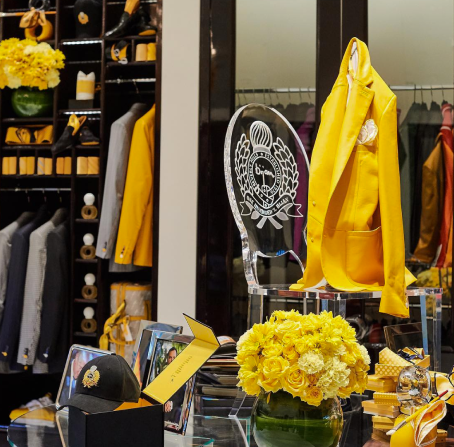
[158,0,200,333]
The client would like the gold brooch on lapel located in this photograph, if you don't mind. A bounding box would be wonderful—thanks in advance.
[356,119,378,146]
[82,365,100,388]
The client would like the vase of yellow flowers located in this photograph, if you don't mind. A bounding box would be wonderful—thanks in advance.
[237,310,371,447]
[0,38,65,117]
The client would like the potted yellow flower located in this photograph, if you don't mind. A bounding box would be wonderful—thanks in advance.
[237,310,371,447]
[0,38,65,117]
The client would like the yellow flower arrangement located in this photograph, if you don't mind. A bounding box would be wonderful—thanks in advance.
[0,38,65,90]
[236,310,370,406]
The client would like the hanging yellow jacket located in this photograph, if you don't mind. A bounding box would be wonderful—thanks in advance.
[290,38,416,317]
[115,105,155,267]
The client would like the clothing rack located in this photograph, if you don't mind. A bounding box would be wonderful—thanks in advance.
[105,78,156,84]
[389,84,454,91]
[0,188,71,192]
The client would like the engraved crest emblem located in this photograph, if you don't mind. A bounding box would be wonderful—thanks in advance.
[234,121,303,229]
[82,365,100,388]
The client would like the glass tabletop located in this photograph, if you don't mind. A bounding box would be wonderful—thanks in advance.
[7,395,385,447]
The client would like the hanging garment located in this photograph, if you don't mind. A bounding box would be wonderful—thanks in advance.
[35,221,69,373]
[115,105,155,267]
[399,102,423,257]
[437,104,453,268]
[16,208,68,368]
[290,38,416,317]
[412,134,444,264]
[96,103,148,272]
[0,212,35,325]
[0,206,49,367]
[411,102,442,252]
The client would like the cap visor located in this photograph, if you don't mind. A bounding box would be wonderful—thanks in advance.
[63,393,122,414]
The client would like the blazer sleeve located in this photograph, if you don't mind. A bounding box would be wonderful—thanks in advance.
[378,95,415,318]
[115,110,154,265]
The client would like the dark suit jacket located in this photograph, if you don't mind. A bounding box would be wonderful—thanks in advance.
[0,206,48,368]
[37,221,69,372]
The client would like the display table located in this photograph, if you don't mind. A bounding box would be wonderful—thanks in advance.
[7,396,406,447]
[248,286,443,371]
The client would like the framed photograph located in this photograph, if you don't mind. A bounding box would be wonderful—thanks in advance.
[56,345,112,410]
[384,322,423,352]
[146,331,195,435]
[131,321,183,388]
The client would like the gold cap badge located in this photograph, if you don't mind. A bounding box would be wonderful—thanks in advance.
[83,365,100,388]
[78,12,89,25]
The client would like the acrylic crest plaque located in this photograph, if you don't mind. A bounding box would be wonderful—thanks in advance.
[224,104,309,285]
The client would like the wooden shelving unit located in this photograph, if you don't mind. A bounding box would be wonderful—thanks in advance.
[0,0,162,428]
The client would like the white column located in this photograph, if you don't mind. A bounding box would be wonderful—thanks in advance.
[158,0,200,333]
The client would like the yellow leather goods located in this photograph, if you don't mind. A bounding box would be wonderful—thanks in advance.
[19,158,27,175]
[100,282,151,364]
[87,156,99,175]
[77,157,88,175]
[68,114,87,135]
[64,157,72,175]
[9,157,17,175]
[56,157,64,175]
[37,157,45,175]
[44,158,52,175]
[290,37,416,317]
[115,106,155,267]
[20,8,54,41]
[135,43,147,61]
[390,399,446,447]
[24,20,54,41]
[76,72,95,101]
[143,315,220,403]
[147,43,156,61]
[5,125,53,145]
[26,157,35,175]
[2,158,9,175]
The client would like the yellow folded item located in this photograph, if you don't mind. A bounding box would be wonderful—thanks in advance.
[147,43,156,61]
[64,157,72,175]
[5,125,53,145]
[19,157,27,175]
[26,157,35,175]
[77,157,88,175]
[367,375,397,393]
[376,357,431,378]
[374,392,400,406]
[87,156,99,175]
[76,72,95,100]
[372,415,397,431]
[37,157,45,175]
[56,158,64,175]
[390,400,446,447]
[362,400,401,418]
[68,114,87,136]
[136,43,148,61]
[9,157,17,175]
[2,158,9,175]
[434,373,454,405]
[379,348,412,366]
[44,158,52,175]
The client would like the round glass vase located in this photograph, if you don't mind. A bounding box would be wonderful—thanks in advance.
[252,391,343,447]
[11,87,53,118]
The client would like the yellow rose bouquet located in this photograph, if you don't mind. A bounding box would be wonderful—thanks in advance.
[0,38,65,90]
[236,310,371,406]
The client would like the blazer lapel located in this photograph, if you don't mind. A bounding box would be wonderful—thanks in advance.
[329,81,374,199]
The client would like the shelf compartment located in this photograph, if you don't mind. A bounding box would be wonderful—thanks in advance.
[61,38,102,45]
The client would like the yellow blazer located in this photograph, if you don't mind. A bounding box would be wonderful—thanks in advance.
[115,105,155,267]
[290,38,415,317]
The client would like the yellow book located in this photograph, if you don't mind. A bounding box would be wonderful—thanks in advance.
[19,157,27,175]
[26,157,35,175]
[44,158,52,175]
[64,157,72,175]
[56,158,64,175]
[77,157,88,175]
[9,157,17,175]
[2,158,9,175]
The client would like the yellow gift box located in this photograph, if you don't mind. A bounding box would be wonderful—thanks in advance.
[372,415,396,431]
[375,347,430,377]
[362,400,400,418]
[366,375,397,392]
[373,392,400,406]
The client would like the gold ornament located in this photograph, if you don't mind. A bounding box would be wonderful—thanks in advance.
[83,366,100,388]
